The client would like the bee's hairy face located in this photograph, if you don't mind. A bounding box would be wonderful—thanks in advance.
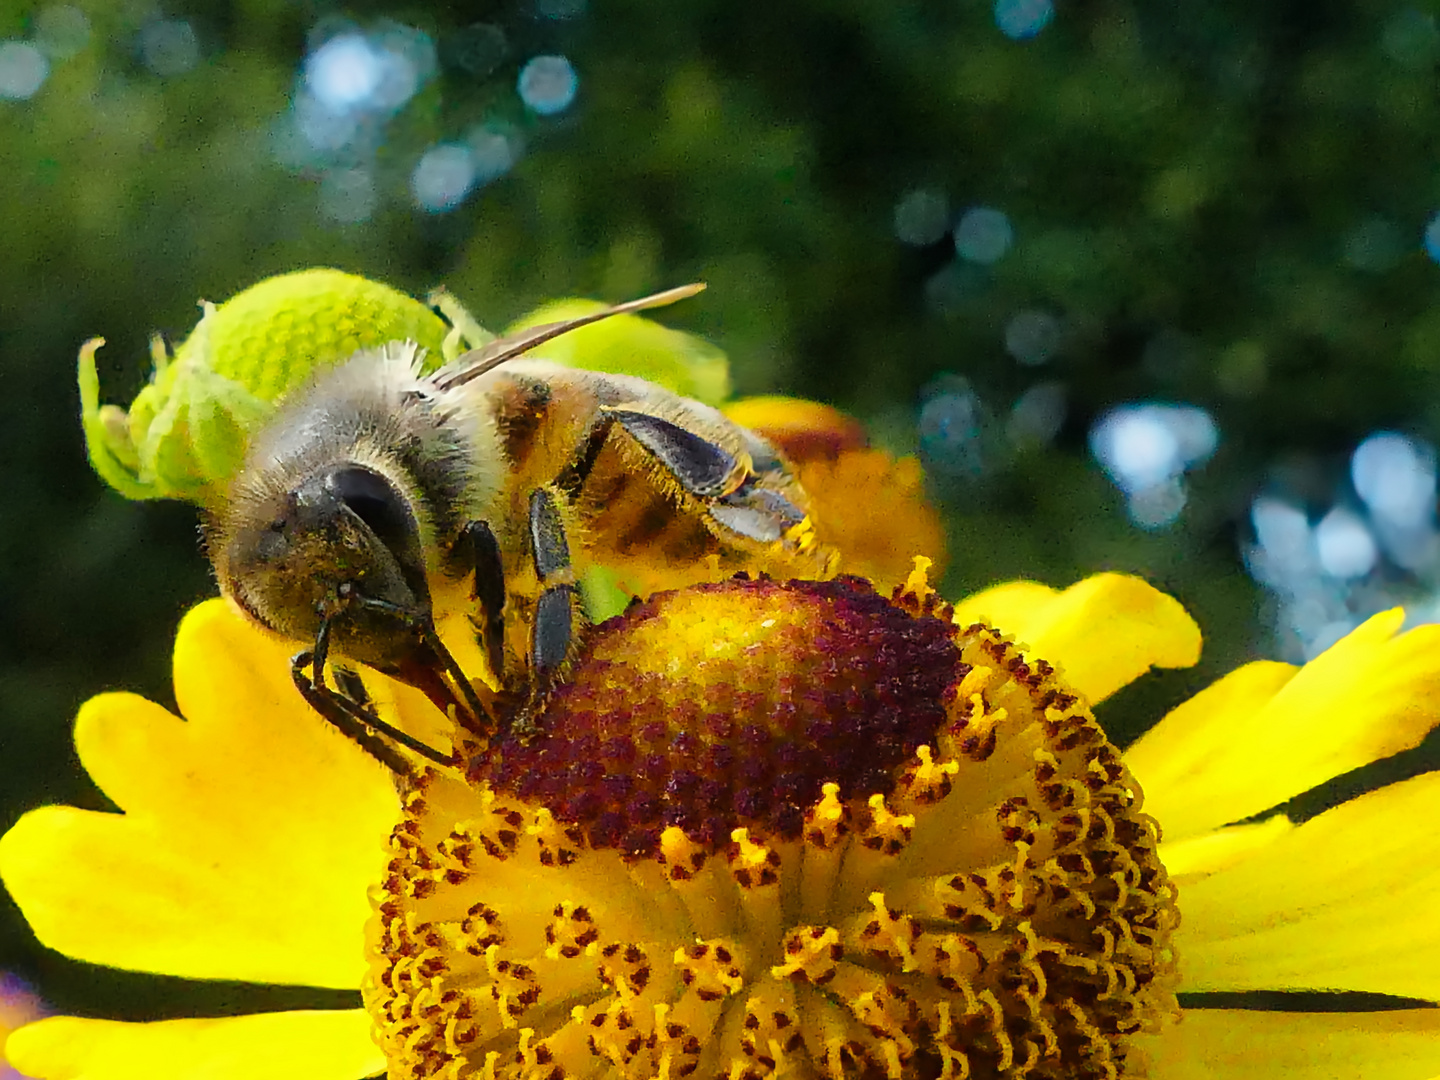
[215,462,436,671]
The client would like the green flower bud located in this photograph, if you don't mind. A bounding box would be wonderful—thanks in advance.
[80,268,450,503]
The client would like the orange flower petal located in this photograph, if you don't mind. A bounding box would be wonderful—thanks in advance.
[723,396,868,460]
[725,396,947,591]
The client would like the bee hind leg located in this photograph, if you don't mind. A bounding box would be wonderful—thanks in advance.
[583,408,825,566]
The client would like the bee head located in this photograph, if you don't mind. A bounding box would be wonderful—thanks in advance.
[212,461,437,672]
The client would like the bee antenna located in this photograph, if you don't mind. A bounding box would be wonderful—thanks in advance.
[433,282,706,392]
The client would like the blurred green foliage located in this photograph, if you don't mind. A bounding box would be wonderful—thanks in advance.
[3,0,1439,1021]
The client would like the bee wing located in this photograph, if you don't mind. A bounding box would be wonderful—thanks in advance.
[431,282,707,393]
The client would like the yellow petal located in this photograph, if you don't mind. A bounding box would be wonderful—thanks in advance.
[6,1010,382,1080]
[1158,815,1295,883]
[0,599,398,987]
[1137,1008,1440,1080]
[951,574,1201,704]
[1128,610,1440,841]
[1176,772,1440,999]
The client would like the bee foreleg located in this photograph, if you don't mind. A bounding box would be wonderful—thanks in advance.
[455,520,506,684]
[291,621,455,773]
[332,665,373,709]
[706,483,812,545]
[291,649,416,776]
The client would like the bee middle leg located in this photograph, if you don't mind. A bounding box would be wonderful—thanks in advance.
[515,486,584,730]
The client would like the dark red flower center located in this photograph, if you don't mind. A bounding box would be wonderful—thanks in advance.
[469,575,963,857]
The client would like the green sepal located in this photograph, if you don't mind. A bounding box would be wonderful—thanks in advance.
[135,360,275,503]
[79,339,161,500]
[429,286,497,365]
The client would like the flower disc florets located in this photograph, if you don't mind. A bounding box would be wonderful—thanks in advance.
[473,576,963,855]
[365,573,1180,1080]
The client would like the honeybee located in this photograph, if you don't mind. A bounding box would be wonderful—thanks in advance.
[206,285,837,772]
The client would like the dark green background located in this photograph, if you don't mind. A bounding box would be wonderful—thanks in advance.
[3,0,1439,1021]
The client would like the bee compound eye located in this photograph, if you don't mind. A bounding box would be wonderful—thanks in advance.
[324,465,417,552]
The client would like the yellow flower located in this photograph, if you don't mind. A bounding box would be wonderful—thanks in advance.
[5,569,1440,1080]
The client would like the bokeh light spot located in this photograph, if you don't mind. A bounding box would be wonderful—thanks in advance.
[468,128,518,182]
[0,42,49,101]
[319,167,378,224]
[954,206,1014,264]
[1006,382,1067,448]
[1004,308,1064,366]
[444,23,508,77]
[518,54,578,115]
[923,260,990,315]
[34,5,90,60]
[1128,477,1188,530]
[1315,507,1378,579]
[305,33,383,110]
[1424,213,1440,264]
[995,0,1054,41]
[1092,410,1180,494]
[1382,8,1440,68]
[919,375,995,478]
[368,24,435,110]
[287,22,435,163]
[293,91,359,151]
[1090,403,1217,527]
[1090,404,1217,495]
[138,19,200,77]
[1251,497,1314,572]
[893,188,950,246]
[1352,431,1436,528]
[412,144,478,212]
